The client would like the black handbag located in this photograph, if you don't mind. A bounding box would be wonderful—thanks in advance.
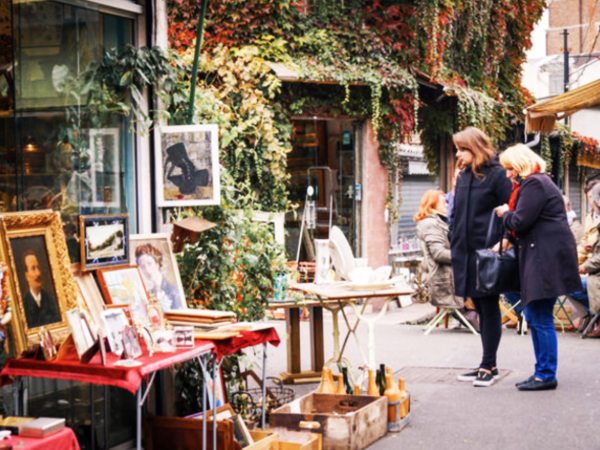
[475,212,520,295]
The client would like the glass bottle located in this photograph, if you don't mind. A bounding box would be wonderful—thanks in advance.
[336,374,346,395]
[398,377,410,418]
[341,366,353,394]
[367,369,379,396]
[318,367,336,394]
[384,372,401,432]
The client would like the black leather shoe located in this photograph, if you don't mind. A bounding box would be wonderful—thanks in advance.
[515,376,535,388]
[517,378,558,391]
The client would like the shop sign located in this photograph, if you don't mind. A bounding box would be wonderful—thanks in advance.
[394,142,424,158]
[408,160,432,175]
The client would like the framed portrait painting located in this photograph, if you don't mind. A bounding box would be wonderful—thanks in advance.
[87,128,120,208]
[155,124,220,207]
[80,214,129,271]
[129,234,186,311]
[0,210,78,354]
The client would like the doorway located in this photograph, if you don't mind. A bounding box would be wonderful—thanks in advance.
[286,118,360,262]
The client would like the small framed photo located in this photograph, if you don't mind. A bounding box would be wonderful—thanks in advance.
[100,308,129,356]
[202,365,226,409]
[96,266,149,326]
[155,124,220,207]
[130,234,187,311]
[122,325,142,359]
[173,326,194,348]
[80,214,129,272]
[66,308,97,360]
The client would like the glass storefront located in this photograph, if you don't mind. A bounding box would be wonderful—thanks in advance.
[0,1,140,447]
[1,0,136,262]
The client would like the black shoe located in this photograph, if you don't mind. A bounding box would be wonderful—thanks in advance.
[515,375,535,388]
[517,378,558,391]
[457,367,499,382]
[473,368,496,387]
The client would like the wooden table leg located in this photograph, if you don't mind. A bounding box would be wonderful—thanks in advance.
[310,306,324,373]
[286,307,301,374]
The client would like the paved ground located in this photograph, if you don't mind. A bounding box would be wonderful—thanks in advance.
[263,302,600,450]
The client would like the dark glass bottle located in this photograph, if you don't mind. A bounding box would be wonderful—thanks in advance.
[341,366,353,394]
[378,364,387,395]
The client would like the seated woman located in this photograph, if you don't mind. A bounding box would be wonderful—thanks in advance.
[414,190,479,330]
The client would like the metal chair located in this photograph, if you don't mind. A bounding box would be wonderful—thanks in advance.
[423,307,479,335]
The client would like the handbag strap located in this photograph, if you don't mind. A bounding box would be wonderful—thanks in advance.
[485,211,504,254]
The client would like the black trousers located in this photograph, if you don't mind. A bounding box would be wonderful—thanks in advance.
[472,295,502,370]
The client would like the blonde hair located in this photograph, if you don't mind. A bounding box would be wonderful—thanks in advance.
[499,144,546,177]
[414,190,445,222]
[452,127,495,178]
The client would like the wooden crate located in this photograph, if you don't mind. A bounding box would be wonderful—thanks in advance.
[269,393,386,450]
[145,415,240,450]
[273,429,322,450]
[245,430,279,450]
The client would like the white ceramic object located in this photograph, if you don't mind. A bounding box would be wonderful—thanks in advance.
[372,265,392,282]
[314,239,331,284]
[348,267,374,284]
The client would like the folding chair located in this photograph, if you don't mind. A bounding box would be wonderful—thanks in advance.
[581,312,600,339]
[500,294,527,335]
[423,307,479,335]
[554,295,577,333]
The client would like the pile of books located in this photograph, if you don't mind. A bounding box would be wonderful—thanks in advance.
[164,309,237,332]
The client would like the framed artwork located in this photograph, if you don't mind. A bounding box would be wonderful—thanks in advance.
[96,266,149,325]
[100,308,128,355]
[249,211,285,245]
[155,124,220,207]
[121,325,142,359]
[0,210,78,354]
[73,271,105,331]
[65,308,97,360]
[80,214,129,271]
[130,234,186,311]
[87,128,120,208]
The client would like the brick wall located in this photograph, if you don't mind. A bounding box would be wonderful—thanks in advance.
[547,0,600,55]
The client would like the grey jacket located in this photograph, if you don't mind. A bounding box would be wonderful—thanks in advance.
[416,214,464,308]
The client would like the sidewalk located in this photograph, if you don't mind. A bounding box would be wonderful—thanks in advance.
[263,302,600,449]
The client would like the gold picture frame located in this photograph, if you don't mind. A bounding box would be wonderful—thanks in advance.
[0,210,78,355]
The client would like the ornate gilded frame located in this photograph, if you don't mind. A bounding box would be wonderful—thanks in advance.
[0,210,78,355]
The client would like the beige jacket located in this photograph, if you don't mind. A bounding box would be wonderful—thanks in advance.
[578,213,600,264]
[582,224,600,314]
[416,214,464,308]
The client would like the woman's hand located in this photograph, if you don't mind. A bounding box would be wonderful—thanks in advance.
[579,264,587,274]
[495,204,509,218]
[491,238,511,252]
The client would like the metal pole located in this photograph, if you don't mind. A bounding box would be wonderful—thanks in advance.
[563,29,570,93]
[261,342,267,429]
[187,0,209,123]
[136,387,142,450]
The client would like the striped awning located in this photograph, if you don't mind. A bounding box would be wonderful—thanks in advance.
[525,78,600,133]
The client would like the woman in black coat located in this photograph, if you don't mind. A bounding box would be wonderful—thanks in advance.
[496,144,581,391]
[450,127,512,387]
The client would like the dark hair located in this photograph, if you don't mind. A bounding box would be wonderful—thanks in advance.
[135,243,163,267]
[452,127,496,179]
[22,249,38,272]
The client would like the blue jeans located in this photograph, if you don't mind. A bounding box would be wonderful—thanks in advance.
[524,298,558,381]
[568,277,589,311]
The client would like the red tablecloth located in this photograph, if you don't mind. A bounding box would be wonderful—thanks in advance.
[210,327,281,360]
[0,328,280,393]
[0,341,214,394]
[4,427,80,450]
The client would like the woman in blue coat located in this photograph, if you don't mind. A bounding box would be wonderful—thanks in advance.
[450,127,512,387]
[496,144,581,391]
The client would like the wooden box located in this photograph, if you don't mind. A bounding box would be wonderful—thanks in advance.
[145,415,240,450]
[269,393,386,450]
[245,430,278,450]
[272,429,322,450]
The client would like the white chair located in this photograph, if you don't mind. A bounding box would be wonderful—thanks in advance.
[329,226,359,280]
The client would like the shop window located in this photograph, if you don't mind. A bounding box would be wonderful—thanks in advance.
[0,1,136,264]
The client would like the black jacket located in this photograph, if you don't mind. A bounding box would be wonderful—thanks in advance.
[503,173,581,305]
[450,158,512,297]
[23,289,61,329]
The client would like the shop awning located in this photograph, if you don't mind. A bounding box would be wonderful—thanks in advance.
[525,78,600,133]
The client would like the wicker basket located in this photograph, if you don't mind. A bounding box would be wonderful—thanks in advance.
[230,377,295,427]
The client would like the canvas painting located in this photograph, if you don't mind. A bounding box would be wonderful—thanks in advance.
[155,124,220,207]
